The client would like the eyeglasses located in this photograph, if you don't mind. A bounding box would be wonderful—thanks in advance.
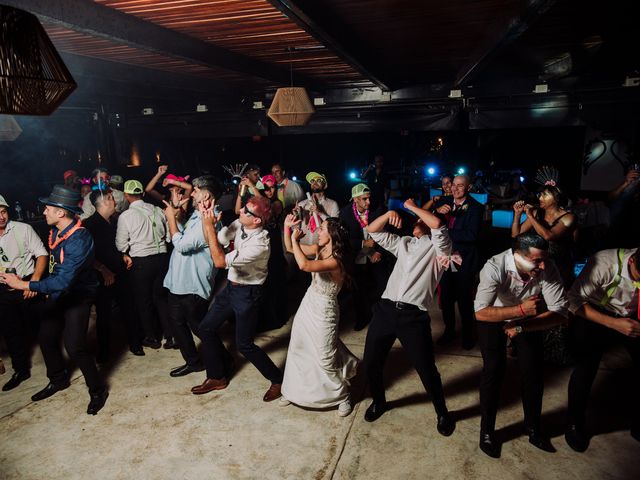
[243,205,261,221]
[310,179,325,185]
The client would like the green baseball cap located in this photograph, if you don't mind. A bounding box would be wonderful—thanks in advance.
[351,183,370,199]
[306,171,327,184]
[124,180,144,194]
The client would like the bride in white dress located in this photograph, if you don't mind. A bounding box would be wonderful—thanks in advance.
[280,214,359,416]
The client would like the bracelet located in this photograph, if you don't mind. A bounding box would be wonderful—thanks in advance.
[519,304,526,318]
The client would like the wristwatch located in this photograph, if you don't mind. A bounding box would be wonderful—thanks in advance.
[515,325,523,334]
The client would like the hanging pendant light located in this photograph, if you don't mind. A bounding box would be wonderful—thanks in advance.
[267,48,314,127]
[0,115,22,141]
[267,87,315,127]
[0,5,77,115]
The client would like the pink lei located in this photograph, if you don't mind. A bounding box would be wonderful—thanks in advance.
[352,201,369,228]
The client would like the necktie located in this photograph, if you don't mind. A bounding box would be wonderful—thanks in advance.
[241,226,247,240]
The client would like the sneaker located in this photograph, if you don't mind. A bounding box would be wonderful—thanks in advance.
[338,399,352,417]
[278,397,291,407]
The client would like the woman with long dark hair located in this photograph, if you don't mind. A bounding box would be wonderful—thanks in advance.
[511,184,576,287]
[279,215,358,416]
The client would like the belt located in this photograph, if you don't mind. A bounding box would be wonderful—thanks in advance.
[229,281,255,288]
[384,298,419,311]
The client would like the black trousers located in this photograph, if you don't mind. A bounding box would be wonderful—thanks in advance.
[168,292,209,366]
[199,283,283,383]
[478,322,544,433]
[128,253,171,341]
[39,296,103,393]
[363,299,448,415]
[440,269,476,341]
[95,275,140,354]
[0,287,37,374]
[567,316,640,429]
[353,261,389,327]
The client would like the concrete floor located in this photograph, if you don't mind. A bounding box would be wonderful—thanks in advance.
[1,305,638,480]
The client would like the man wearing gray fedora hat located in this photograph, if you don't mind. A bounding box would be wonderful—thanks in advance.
[0,185,109,415]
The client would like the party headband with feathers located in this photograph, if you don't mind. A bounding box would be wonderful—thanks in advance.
[535,166,559,187]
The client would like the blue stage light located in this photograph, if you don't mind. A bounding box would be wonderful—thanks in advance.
[291,176,298,181]
[349,171,357,180]
[427,166,436,176]
[520,176,525,183]
[457,167,466,175]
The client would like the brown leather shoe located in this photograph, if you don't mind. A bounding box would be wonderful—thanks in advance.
[191,377,228,395]
[263,383,282,402]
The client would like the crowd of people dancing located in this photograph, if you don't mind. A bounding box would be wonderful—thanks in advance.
[0,159,638,459]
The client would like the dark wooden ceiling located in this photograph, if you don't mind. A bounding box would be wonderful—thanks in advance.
[5,0,639,116]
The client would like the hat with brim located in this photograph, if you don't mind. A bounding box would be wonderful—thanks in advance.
[351,183,370,199]
[0,194,9,209]
[39,185,83,215]
[306,171,327,185]
[124,180,144,195]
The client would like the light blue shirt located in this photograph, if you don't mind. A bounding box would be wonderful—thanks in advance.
[163,211,215,299]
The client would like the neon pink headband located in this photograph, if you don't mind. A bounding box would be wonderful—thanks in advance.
[166,173,186,182]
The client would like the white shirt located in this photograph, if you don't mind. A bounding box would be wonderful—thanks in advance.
[80,188,127,220]
[568,248,639,318]
[0,220,48,277]
[116,200,169,257]
[297,195,340,245]
[369,226,452,310]
[218,220,270,285]
[474,249,569,320]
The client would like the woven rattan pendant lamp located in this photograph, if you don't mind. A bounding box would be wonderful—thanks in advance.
[267,48,314,127]
[0,115,22,141]
[0,5,77,115]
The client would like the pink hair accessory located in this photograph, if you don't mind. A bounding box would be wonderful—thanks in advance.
[544,180,556,186]
[80,177,91,185]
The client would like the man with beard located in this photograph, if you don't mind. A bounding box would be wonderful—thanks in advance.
[162,177,218,377]
[339,184,388,331]
[296,172,339,246]
[0,186,108,414]
[474,232,568,458]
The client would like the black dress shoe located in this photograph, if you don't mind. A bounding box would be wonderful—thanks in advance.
[353,319,370,332]
[142,337,161,349]
[31,381,70,402]
[129,346,145,356]
[170,363,205,377]
[525,428,556,453]
[479,432,501,458]
[163,337,179,349]
[436,331,456,346]
[565,424,589,452]
[461,337,476,350]
[364,401,387,422]
[2,371,30,391]
[436,412,455,436]
[87,388,109,415]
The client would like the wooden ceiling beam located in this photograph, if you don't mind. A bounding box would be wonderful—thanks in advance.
[5,0,325,89]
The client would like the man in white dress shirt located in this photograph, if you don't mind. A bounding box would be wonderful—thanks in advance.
[80,168,127,220]
[193,196,284,401]
[565,247,640,452]
[296,171,339,246]
[474,232,569,458]
[0,194,48,391]
[361,199,455,437]
[116,180,172,350]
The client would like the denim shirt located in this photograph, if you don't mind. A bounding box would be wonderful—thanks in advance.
[29,221,97,300]
[163,211,215,300]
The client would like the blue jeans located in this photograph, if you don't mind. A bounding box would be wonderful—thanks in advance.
[199,283,283,383]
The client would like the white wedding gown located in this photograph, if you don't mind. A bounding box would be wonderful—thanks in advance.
[281,270,359,408]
